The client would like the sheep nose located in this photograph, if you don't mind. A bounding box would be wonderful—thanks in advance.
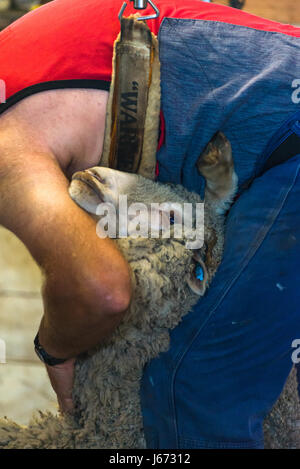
[85,169,105,184]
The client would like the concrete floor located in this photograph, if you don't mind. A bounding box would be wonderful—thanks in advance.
[0,226,57,424]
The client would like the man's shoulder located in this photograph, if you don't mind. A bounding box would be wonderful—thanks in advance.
[0,88,109,175]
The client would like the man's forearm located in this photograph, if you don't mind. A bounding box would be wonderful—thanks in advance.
[0,144,132,358]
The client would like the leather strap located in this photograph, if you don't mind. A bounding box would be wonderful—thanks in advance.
[101,16,161,180]
[262,131,300,174]
[240,124,300,194]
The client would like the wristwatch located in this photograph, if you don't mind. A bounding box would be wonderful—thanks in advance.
[34,333,67,367]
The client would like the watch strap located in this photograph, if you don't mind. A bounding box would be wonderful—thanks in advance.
[34,333,67,367]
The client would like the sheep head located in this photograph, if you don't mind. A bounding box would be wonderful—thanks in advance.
[69,167,210,301]
[69,132,237,305]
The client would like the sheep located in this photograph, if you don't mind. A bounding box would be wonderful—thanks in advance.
[0,132,298,448]
[264,368,300,449]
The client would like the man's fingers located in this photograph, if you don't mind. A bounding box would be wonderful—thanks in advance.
[59,397,74,415]
[46,358,76,414]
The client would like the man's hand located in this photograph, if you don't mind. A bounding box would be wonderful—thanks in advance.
[46,359,76,414]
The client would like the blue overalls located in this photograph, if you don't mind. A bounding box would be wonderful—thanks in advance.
[140,18,300,449]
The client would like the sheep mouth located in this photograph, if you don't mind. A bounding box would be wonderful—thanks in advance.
[72,170,105,202]
[187,254,208,296]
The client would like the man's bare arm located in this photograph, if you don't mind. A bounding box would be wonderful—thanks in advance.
[0,116,132,359]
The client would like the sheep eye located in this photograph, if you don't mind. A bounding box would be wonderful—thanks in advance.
[195,263,204,282]
[170,211,175,225]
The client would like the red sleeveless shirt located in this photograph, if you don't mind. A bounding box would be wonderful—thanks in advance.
[0,0,299,115]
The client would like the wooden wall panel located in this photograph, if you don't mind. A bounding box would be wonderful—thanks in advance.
[214,0,300,25]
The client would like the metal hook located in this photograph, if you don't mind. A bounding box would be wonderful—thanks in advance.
[119,0,160,23]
